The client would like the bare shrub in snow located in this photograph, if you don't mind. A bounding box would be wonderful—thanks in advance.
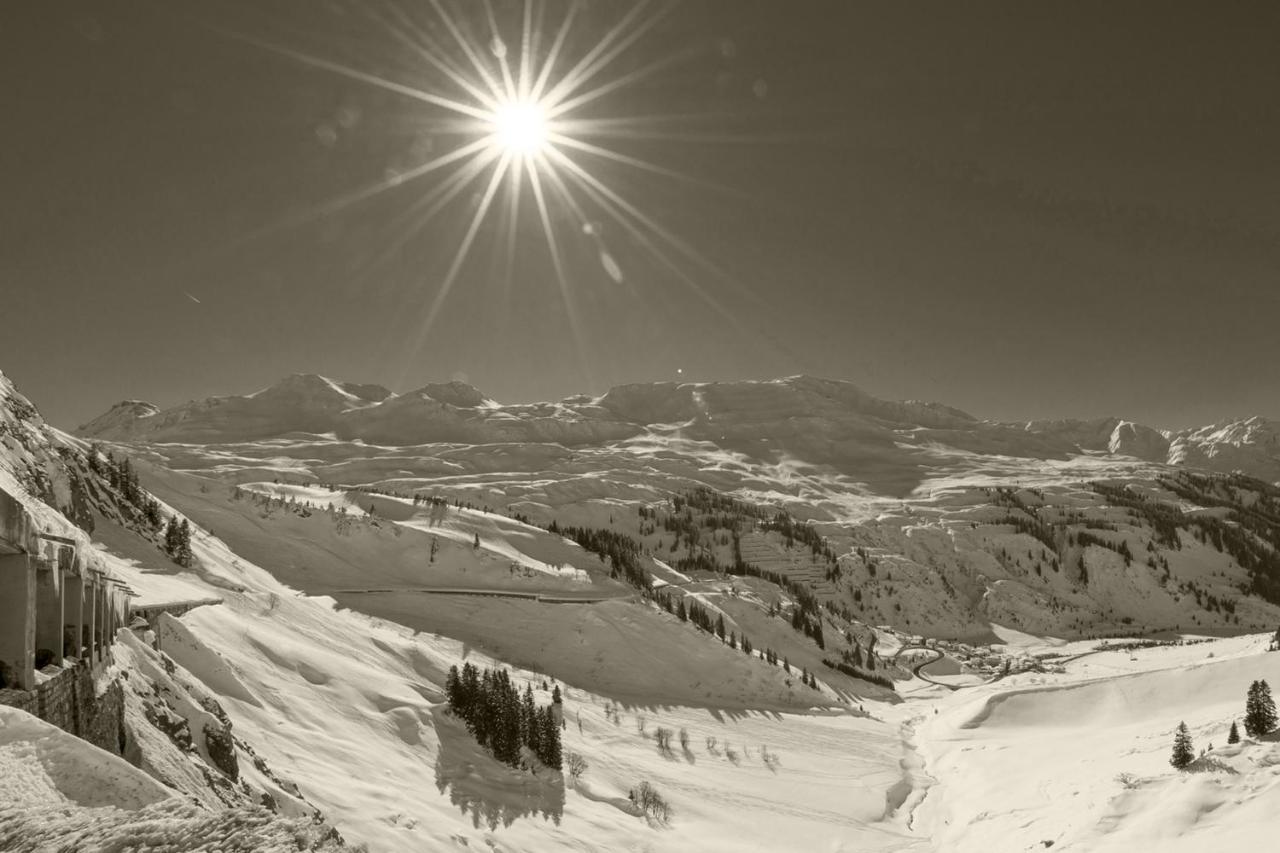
[634,781,672,824]
[566,752,588,784]
[654,727,674,753]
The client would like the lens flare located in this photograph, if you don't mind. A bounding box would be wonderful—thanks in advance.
[223,0,755,383]
[490,100,550,155]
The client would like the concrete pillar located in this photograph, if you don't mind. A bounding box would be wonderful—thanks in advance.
[79,578,91,661]
[0,554,35,690]
[35,561,63,667]
[64,573,85,660]
[87,575,98,664]
[106,587,117,648]
[95,582,107,663]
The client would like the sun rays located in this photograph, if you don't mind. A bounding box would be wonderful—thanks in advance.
[223,0,748,382]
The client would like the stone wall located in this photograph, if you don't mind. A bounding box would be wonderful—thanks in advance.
[0,661,126,755]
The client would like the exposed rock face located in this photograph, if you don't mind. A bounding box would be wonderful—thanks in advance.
[1109,420,1170,461]
[143,697,194,752]
[114,629,323,816]
[1,370,96,531]
[203,721,238,781]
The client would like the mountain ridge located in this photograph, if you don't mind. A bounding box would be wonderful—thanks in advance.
[75,373,1280,485]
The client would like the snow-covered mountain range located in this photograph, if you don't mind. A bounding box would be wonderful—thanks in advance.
[78,374,1280,487]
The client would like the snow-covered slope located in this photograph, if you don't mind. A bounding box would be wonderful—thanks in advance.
[1170,416,1280,482]
[915,633,1280,852]
[0,706,355,852]
[2,368,926,850]
[9,367,1280,851]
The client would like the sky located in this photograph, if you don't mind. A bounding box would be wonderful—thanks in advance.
[3,1,1278,431]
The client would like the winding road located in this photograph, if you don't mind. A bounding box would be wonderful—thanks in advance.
[893,645,998,691]
[333,585,623,604]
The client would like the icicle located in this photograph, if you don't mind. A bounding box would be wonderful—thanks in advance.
[37,537,61,594]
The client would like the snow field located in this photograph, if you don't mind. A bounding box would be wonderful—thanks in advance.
[912,632,1280,852]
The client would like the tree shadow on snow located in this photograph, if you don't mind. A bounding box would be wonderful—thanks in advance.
[704,708,784,724]
[432,712,565,831]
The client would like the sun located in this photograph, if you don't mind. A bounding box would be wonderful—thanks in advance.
[230,1,743,383]
[490,100,551,156]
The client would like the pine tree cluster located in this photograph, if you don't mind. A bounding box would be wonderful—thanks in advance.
[665,593,753,654]
[821,657,897,690]
[445,663,562,771]
[87,446,163,529]
[1159,472,1280,605]
[163,516,193,567]
[790,605,825,649]
[547,521,650,590]
[758,510,838,566]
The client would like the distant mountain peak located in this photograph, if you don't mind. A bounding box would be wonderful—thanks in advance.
[408,381,491,408]
[76,400,161,438]
[63,373,1280,484]
[249,373,392,405]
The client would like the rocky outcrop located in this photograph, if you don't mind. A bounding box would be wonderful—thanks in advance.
[203,720,239,781]
[1109,420,1170,461]
[0,371,97,532]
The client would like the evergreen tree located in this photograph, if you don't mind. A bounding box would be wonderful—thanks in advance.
[144,498,162,529]
[175,519,194,567]
[445,665,461,710]
[539,706,562,769]
[163,517,180,556]
[521,685,538,756]
[1227,720,1240,744]
[1244,680,1278,737]
[1170,721,1194,770]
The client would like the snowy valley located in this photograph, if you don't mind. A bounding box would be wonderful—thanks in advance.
[3,369,1279,852]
